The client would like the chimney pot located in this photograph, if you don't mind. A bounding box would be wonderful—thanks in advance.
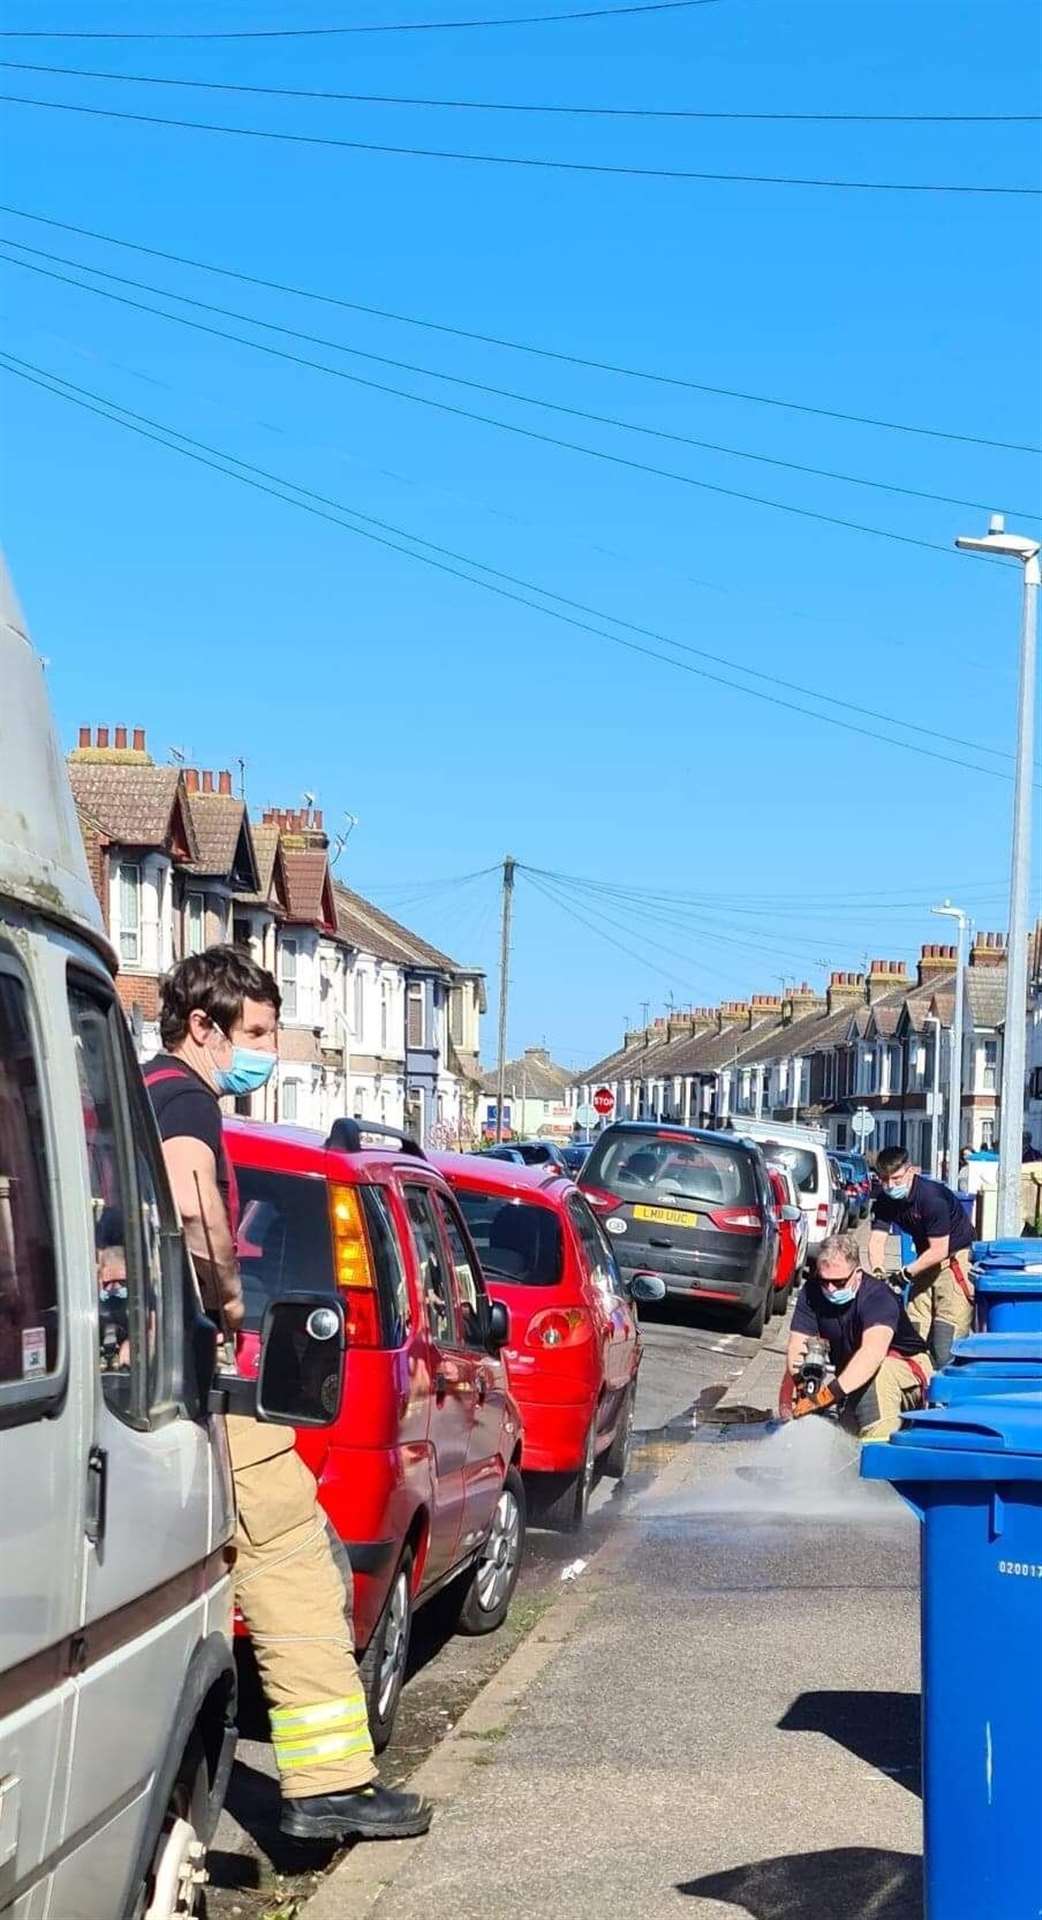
[314,808,323,829]
[132,727,145,752]
[184,768,200,793]
[114,726,127,750]
[218,770,232,796]
[96,726,109,749]
[77,725,91,748]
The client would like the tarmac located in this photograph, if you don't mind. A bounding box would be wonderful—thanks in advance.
[305,1329,924,1920]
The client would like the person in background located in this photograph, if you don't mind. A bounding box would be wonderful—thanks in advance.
[145,946,431,1844]
[867,1146,975,1369]
[785,1232,932,1441]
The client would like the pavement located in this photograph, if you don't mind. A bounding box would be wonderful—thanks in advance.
[304,1318,924,1920]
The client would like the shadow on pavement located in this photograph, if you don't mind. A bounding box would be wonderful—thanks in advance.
[778,1690,921,1797]
[679,1846,922,1919]
[212,1756,338,1885]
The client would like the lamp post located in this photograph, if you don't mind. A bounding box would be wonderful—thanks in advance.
[955,515,1040,1234]
[933,902,970,1185]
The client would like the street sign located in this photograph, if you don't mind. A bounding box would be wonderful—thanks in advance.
[593,1087,615,1117]
[575,1103,597,1128]
[851,1107,875,1142]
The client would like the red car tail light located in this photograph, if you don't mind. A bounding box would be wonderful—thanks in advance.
[582,1186,621,1213]
[816,1203,829,1227]
[329,1182,381,1347]
[526,1307,593,1350]
[707,1206,763,1236]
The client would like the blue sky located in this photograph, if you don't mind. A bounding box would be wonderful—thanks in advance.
[1,0,1039,1070]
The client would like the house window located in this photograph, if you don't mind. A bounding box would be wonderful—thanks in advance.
[380,978,391,1053]
[118,861,142,965]
[353,968,365,1041]
[407,983,425,1049]
[186,891,205,957]
[982,1039,998,1092]
[233,916,252,953]
[282,1079,299,1123]
[449,987,464,1047]
[980,1117,996,1149]
[281,938,298,1020]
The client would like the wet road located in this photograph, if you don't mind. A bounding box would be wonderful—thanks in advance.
[207,1301,765,1918]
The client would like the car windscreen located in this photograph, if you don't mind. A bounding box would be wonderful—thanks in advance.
[235,1166,335,1331]
[762,1144,821,1196]
[454,1190,563,1287]
[583,1132,756,1208]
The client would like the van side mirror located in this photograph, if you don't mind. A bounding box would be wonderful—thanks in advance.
[486,1300,509,1354]
[257,1293,347,1428]
[781,1205,802,1224]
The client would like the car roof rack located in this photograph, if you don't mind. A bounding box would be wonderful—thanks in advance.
[325,1118,426,1160]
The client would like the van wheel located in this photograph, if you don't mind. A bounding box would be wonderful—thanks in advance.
[139,1737,209,1919]
[457,1468,526,1635]
[603,1384,636,1480]
[360,1550,414,1753]
[738,1284,770,1340]
[536,1421,597,1533]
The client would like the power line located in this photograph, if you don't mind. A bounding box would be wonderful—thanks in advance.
[5,59,1038,124]
[521,868,714,990]
[0,0,721,39]
[7,234,1035,524]
[0,248,976,558]
[0,350,1015,782]
[5,205,1035,456]
[526,867,843,966]
[3,93,1037,194]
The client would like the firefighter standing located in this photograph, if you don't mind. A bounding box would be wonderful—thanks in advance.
[146,946,431,1843]
[867,1146,975,1369]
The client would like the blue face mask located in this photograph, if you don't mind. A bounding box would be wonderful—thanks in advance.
[885,1182,911,1201]
[214,1049,278,1098]
[823,1283,857,1306]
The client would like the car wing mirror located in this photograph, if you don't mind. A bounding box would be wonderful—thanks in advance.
[256,1293,347,1427]
[627,1272,667,1303]
[781,1205,802,1223]
[486,1299,509,1354]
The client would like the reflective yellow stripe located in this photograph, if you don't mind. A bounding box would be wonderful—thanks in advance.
[270,1697,367,1735]
[274,1729,374,1771]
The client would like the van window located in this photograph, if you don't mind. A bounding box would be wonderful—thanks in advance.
[0,970,60,1405]
[69,983,184,1423]
[763,1144,820,1196]
[234,1166,335,1331]
[403,1185,455,1346]
[583,1130,756,1208]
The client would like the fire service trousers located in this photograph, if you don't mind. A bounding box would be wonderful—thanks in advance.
[843,1353,934,1443]
[905,1256,974,1369]
[227,1417,377,1799]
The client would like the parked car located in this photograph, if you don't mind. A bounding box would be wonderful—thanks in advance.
[833,1149,872,1220]
[766,1165,803,1316]
[559,1141,591,1177]
[226,1116,526,1750]
[763,1154,810,1281]
[736,1119,837,1260]
[579,1121,780,1337]
[493,1139,571,1173]
[435,1154,663,1530]
[0,558,340,1919]
[478,1144,527,1164]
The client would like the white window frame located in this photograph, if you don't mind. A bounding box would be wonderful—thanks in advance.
[380,977,391,1053]
[281,1078,299,1123]
[353,967,365,1042]
[982,1039,998,1093]
[118,860,142,966]
[186,890,205,957]
[406,982,425,1050]
[281,937,298,1021]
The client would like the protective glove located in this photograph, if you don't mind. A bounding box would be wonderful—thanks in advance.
[792,1378,846,1419]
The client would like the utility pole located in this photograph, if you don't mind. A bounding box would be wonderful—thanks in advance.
[933,902,970,1184]
[955,515,1040,1233]
[495,856,516,1144]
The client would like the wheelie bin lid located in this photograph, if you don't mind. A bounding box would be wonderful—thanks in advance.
[861,1391,1042,1484]
[951,1331,1042,1366]
[974,1266,1042,1292]
[972,1237,1042,1271]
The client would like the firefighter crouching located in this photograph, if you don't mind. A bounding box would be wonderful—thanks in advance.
[868,1146,975,1369]
[146,946,431,1844]
[783,1232,933,1442]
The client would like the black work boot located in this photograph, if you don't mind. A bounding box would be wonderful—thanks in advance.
[280,1781,433,1842]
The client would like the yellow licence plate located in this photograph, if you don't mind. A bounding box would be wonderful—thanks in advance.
[633,1204,692,1227]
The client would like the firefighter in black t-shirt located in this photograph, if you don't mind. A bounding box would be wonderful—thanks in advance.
[868,1146,975,1368]
[785,1232,932,1441]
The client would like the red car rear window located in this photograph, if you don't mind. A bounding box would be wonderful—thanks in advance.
[455,1190,563,1288]
[236,1165,334,1332]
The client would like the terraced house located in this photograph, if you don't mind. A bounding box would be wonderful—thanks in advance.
[69,725,484,1145]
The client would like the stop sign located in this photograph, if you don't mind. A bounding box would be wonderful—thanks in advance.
[593,1086,615,1117]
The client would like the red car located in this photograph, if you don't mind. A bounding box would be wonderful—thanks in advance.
[225,1117,525,1749]
[434,1154,663,1532]
[767,1165,800,1317]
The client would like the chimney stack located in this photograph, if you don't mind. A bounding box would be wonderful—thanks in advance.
[867,958,912,1003]
[826,969,866,1014]
[917,943,958,988]
[783,981,825,1023]
[970,931,1007,969]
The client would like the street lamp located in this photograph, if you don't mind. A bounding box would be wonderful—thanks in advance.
[955,514,1041,1234]
[932,901,970,1185]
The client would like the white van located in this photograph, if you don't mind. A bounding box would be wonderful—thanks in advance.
[734,1119,837,1257]
[0,560,344,1920]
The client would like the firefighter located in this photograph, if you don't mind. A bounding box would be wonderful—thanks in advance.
[145,946,431,1844]
[784,1232,932,1442]
[867,1146,975,1369]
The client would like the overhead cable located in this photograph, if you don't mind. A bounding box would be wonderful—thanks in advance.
[4,205,1033,455]
[2,93,1037,193]
[0,0,721,39]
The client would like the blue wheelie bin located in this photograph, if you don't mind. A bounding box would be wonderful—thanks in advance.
[972,1247,1042,1334]
[862,1394,1042,1920]
[927,1331,1042,1406]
